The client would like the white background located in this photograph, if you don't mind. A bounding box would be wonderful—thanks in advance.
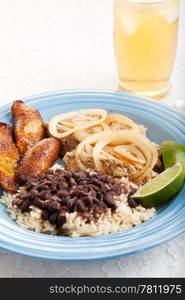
[0,0,184,277]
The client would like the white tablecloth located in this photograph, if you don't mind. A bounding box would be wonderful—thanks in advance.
[0,0,184,278]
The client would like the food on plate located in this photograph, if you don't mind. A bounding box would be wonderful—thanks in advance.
[48,111,147,156]
[13,169,123,222]
[105,114,143,133]
[0,104,184,237]
[11,100,45,156]
[162,141,185,177]
[64,130,159,184]
[48,110,160,183]
[16,138,61,183]
[0,122,19,193]
[76,131,158,183]
[44,122,79,156]
[60,135,79,157]
[133,162,184,207]
[49,109,107,139]
[73,113,144,142]
[2,164,155,237]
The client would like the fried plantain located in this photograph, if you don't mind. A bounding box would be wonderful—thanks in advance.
[11,100,45,156]
[16,138,61,183]
[0,122,19,193]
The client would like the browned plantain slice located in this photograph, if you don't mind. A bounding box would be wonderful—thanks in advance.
[0,122,19,193]
[11,100,45,156]
[16,138,61,183]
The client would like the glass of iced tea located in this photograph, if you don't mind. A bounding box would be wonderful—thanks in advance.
[114,0,179,99]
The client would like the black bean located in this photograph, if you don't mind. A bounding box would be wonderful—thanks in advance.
[77,180,87,186]
[12,198,22,206]
[44,179,53,185]
[64,171,72,179]
[55,169,64,174]
[39,190,51,200]
[37,183,49,191]
[41,210,50,220]
[97,202,107,210]
[104,194,117,210]
[128,198,139,208]
[109,190,117,196]
[48,201,61,212]
[129,187,138,196]
[50,183,58,193]
[20,200,30,212]
[33,198,47,209]
[51,196,61,202]
[57,190,68,198]
[84,197,93,206]
[69,178,76,186]
[73,171,86,180]
[58,181,68,189]
[111,183,122,194]
[44,175,53,181]
[20,195,30,202]
[75,190,88,198]
[88,190,96,198]
[66,198,76,210]
[60,206,69,214]
[30,189,39,197]
[96,191,103,201]
[91,185,99,191]
[49,212,59,224]
[70,188,77,197]
[26,182,37,191]
[100,175,113,184]
[92,198,100,205]
[77,185,84,190]
[75,200,87,212]
[60,197,69,205]
[43,185,50,191]
[91,178,102,187]
[58,212,66,226]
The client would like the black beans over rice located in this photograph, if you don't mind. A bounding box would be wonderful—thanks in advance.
[12,169,134,227]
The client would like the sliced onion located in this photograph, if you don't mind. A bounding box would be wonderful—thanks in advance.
[74,114,140,142]
[113,145,146,165]
[75,131,112,171]
[74,122,110,142]
[48,109,107,139]
[75,130,158,182]
[105,114,141,132]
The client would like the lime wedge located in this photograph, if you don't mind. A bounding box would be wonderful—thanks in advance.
[162,141,185,177]
[133,162,184,207]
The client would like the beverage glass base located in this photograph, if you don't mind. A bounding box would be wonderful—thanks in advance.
[118,82,170,100]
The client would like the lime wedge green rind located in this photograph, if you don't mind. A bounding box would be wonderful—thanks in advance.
[162,141,185,177]
[133,162,184,208]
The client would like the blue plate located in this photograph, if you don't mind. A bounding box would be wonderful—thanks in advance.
[0,90,185,261]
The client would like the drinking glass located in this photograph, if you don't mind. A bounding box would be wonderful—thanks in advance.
[114,0,179,99]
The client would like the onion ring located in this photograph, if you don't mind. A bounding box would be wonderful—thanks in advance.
[49,109,107,139]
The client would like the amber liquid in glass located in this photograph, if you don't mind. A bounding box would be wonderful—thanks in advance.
[114,0,179,99]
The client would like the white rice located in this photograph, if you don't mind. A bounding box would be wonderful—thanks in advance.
[0,166,155,237]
